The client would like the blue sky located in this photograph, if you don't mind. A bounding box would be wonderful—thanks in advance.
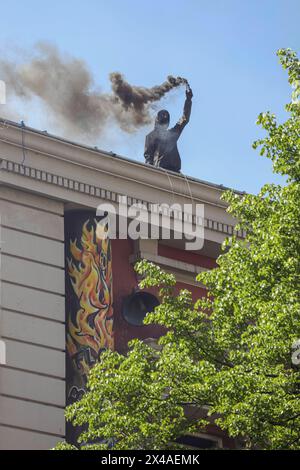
[0,0,299,193]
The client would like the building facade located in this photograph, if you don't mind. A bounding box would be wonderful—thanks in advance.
[0,119,244,449]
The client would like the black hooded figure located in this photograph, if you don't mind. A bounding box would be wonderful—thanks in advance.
[144,85,193,173]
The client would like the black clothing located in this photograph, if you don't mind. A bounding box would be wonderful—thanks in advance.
[144,96,192,173]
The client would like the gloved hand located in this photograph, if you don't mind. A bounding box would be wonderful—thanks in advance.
[186,86,193,100]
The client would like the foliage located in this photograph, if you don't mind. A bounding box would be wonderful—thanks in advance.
[55,49,300,450]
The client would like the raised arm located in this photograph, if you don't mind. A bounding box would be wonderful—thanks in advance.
[172,86,193,135]
[144,133,155,165]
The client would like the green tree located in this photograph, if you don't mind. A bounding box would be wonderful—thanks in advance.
[56,49,300,450]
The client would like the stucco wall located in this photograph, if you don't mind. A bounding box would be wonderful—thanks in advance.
[0,187,65,449]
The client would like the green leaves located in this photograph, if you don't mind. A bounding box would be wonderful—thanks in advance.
[55,48,300,451]
[253,50,300,182]
[277,48,300,104]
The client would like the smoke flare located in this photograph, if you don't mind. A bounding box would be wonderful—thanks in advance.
[0,43,188,139]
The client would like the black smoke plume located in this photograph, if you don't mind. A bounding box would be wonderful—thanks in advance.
[0,43,188,139]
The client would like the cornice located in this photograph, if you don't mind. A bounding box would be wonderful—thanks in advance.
[0,157,245,239]
[0,119,245,209]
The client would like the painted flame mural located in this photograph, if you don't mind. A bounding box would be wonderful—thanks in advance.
[65,211,114,418]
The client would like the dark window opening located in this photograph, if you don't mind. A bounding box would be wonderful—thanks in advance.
[176,434,220,449]
[122,291,159,326]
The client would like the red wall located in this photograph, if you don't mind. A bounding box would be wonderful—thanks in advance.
[111,239,235,448]
[158,243,217,269]
[112,240,210,353]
